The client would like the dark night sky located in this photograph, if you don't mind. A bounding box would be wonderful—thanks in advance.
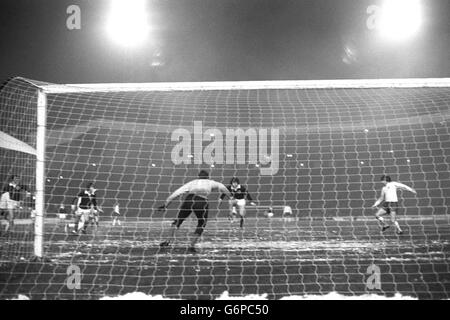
[1,0,449,84]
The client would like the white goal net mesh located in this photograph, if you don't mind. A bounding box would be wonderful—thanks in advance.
[0,77,449,299]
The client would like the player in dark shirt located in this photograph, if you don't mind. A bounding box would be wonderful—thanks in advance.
[219,177,256,228]
[74,182,100,234]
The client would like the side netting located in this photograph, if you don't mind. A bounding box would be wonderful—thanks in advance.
[0,78,38,258]
[0,77,449,299]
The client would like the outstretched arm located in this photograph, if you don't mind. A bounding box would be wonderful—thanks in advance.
[394,182,417,195]
[216,182,232,199]
[164,183,191,207]
[219,185,231,201]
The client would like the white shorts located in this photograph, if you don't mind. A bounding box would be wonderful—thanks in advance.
[236,199,246,207]
[76,208,91,218]
[7,200,20,210]
[90,210,99,219]
[0,193,8,210]
[230,199,246,207]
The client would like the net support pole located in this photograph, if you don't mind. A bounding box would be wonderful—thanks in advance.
[34,90,46,258]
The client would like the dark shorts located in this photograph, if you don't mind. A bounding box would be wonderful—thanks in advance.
[112,211,120,217]
[383,202,398,214]
[173,194,208,235]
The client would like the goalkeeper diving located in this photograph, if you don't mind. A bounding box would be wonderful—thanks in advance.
[157,170,232,253]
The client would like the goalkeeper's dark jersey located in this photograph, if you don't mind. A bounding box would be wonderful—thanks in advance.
[220,185,253,201]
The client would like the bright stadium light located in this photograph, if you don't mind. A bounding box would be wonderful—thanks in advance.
[106,0,150,47]
[377,0,422,42]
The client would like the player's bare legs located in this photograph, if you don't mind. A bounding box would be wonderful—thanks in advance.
[190,233,201,249]
[390,210,403,234]
[238,203,246,229]
[77,214,84,233]
[72,213,81,234]
[112,216,121,226]
[229,199,237,222]
[5,208,15,233]
[112,213,121,226]
[92,210,99,231]
[160,224,178,247]
[77,210,90,234]
[189,215,206,252]
[2,212,10,234]
[375,208,390,232]
[160,224,200,250]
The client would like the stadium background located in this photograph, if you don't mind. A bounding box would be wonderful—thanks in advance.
[0,0,449,83]
[0,0,449,300]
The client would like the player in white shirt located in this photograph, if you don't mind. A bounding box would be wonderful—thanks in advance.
[157,170,232,253]
[371,175,417,234]
[0,175,29,234]
[112,202,121,226]
[283,205,293,218]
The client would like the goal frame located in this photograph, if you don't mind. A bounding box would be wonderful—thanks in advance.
[29,76,450,258]
[34,90,46,258]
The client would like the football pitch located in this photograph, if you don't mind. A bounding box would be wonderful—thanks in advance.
[1,216,449,300]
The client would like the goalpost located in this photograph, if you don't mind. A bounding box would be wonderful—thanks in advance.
[27,76,450,259]
[0,81,46,259]
[4,76,450,258]
[35,90,46,258]
[0,76,449,299]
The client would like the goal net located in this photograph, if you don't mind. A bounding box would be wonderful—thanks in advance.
[0,78,38,258]
[0,77,449,299]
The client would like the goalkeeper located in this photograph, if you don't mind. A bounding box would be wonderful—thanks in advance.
[157,170,232,253]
